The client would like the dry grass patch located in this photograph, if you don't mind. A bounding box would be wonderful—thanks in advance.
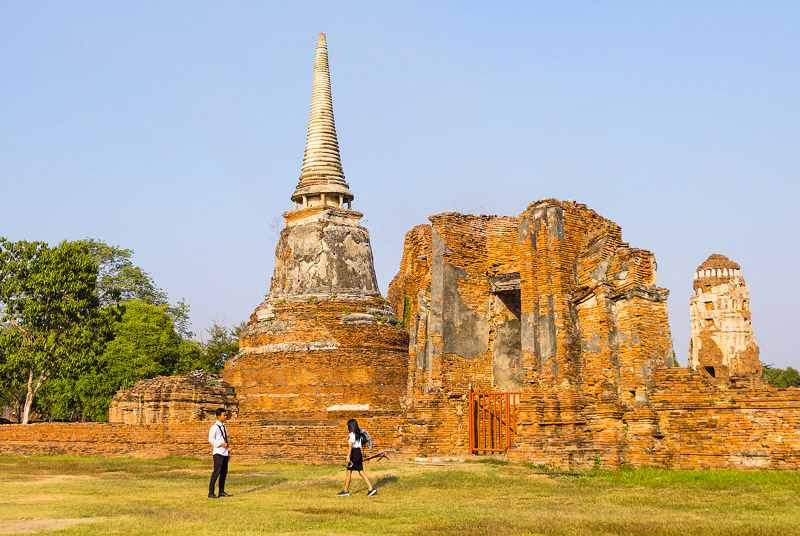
[1,456,798,535]
[0,518,102,534]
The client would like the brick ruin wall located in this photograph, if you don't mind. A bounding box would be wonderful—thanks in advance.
[387,200,800,469]
[2,199,799,470]
[0,415,403,463]
[386,201,670,461]
[108,371,239,425]
[640,368,800,469]
[3,376,798,470]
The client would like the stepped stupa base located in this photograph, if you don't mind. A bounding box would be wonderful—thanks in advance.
[224,298,409,420]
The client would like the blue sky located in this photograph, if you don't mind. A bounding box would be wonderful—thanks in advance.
[1,2,798,368]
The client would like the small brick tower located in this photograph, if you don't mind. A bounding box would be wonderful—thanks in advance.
[689,254,761,382]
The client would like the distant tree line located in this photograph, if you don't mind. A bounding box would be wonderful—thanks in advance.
[762,363,800,389]
[0,238,242,424]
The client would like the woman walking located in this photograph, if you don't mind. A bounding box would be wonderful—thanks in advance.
[337,418,377,496]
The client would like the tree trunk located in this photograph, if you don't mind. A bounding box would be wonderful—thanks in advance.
[21,369,46,425]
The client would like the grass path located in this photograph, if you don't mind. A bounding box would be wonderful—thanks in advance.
[1,456,799,535]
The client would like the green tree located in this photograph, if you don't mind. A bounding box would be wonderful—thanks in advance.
[199,320,243,372]
[167,298,194,340]
[0,239,102,424]
[82,239,167,307]
[83,238,196,351]
[762,363,800,388]
[42,300,191,421]
[0,325,28,422]
[107,301,181,376]
[2,237,239,422]
[173,338,206,375]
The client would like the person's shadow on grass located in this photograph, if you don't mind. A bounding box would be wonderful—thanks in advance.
[241,476,288,494]
[374,475,398,488]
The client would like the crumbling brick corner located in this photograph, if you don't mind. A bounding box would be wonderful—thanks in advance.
[108,370,238,425]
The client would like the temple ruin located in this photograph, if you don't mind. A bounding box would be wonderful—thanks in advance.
[385,202,676,460]
[222,33,409,422]
[689,254,762,386]
[109,370,238,425]
[2,34,798,470]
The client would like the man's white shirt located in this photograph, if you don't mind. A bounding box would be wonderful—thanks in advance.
[209,420,229,456]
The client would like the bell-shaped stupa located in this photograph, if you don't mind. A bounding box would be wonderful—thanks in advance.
[224,34,408,421]
[267,33,380,302]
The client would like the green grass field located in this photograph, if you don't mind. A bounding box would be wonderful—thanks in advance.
[2,456,798,535]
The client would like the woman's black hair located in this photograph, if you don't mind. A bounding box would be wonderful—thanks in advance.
[347,418,365,443]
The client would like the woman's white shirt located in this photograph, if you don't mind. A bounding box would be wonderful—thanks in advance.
[348,432,362,448]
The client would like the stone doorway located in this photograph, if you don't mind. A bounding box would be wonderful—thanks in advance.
[490,272,524,391]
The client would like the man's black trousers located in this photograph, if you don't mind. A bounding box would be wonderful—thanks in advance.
[209,454,229,494]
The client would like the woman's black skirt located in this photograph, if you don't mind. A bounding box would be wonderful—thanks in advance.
[348,447,364,471]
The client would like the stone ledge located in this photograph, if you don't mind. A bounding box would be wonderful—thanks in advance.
[239,341,341,353]
[326,404,370,412]
[342,313,375,324]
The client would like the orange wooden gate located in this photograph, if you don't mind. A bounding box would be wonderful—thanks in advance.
[468,389,521,454]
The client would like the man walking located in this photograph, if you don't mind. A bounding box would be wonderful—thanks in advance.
[208,408,231,498]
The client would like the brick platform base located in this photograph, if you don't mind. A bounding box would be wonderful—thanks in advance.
[2,377,799,471]
[0,420,372,462]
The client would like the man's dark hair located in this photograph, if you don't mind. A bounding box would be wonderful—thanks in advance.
[215,408,228,417]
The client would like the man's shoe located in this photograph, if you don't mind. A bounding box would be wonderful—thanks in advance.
[218,492,232,497]
[208,493,218,498]
[336,490,350,496]
[367,488,377,496]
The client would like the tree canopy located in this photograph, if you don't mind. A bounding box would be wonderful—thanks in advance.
[42,301,205,421]
[200,320,243,370]
[763,363,800,388]
[83,239,167,307]
[0,324,28,421]
[0,238,104,424]
[0,238,240,423]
